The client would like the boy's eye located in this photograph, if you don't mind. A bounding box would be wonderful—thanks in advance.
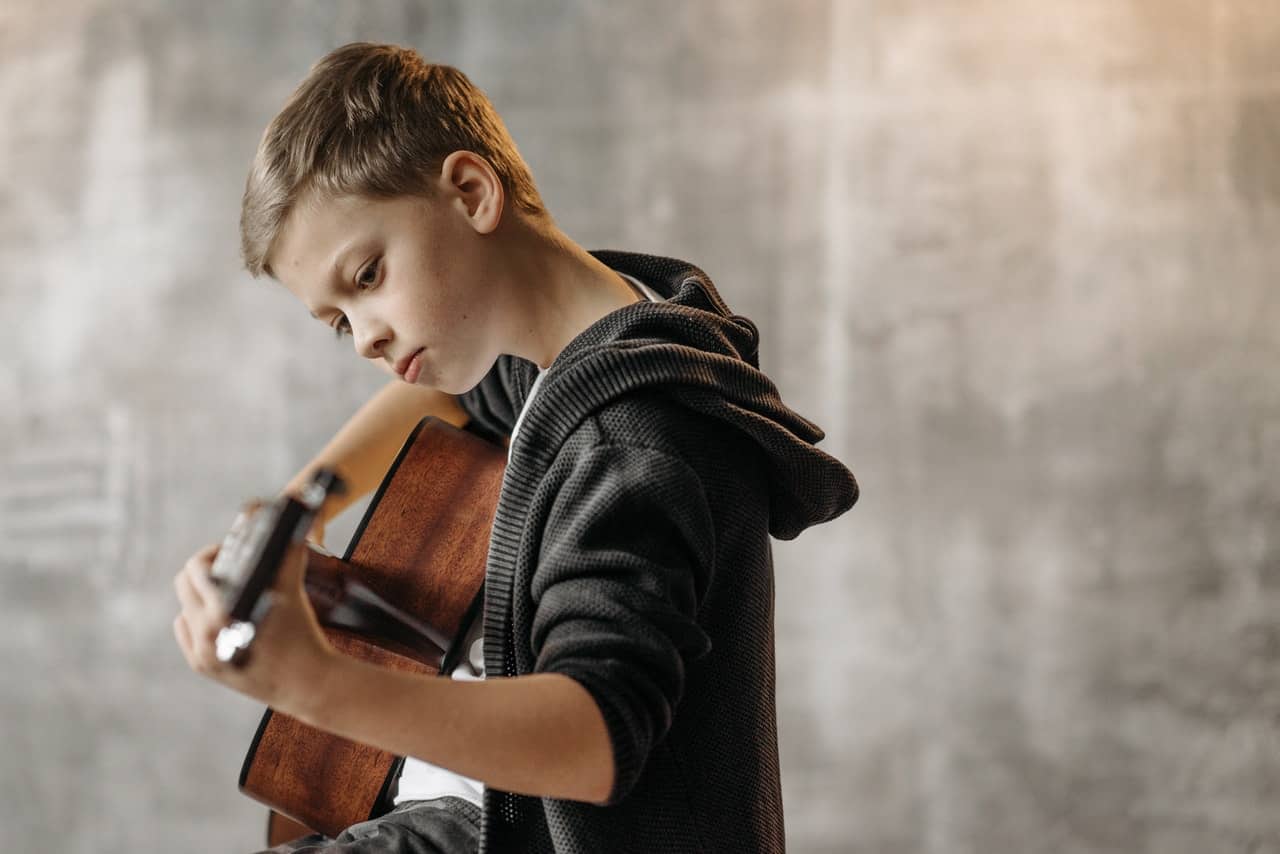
[331,259,378,339]
[356,258,380,289]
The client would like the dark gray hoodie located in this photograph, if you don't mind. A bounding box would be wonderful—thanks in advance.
[458,250,858,854]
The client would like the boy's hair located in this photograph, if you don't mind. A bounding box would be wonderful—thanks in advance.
[240,42,546,278]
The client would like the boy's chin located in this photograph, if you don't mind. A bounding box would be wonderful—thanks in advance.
[438,357,498,396]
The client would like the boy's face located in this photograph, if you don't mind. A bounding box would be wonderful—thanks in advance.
[267,186,503,395]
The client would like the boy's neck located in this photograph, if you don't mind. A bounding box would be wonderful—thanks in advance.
[491,214,643,371]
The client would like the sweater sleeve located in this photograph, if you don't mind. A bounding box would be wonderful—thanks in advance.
[530,443,715,805]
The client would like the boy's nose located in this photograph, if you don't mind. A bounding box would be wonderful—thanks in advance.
[354,324,391,360]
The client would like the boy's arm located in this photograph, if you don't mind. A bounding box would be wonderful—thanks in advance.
[280,380,470,536]
[178,439,705,806]
[294,444,712,807]
[299,659,616,805]
[175,541,614,804]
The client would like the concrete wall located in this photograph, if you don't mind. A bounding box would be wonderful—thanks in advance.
[2,2,1276,851]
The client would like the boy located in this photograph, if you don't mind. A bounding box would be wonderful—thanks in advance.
[172,42,858,853]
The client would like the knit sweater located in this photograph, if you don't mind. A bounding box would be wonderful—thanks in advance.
[457,250,859,853]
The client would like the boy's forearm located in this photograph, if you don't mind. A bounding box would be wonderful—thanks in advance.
[294,651,615,805]
[283,380,469,522]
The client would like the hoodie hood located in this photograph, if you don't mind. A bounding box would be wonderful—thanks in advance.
[515,250,858,540]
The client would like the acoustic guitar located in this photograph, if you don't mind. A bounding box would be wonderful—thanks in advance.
[207,417,506,845]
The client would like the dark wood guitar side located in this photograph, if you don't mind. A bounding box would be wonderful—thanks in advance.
[238,417,506,844]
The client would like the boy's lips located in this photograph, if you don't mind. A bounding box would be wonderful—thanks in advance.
[395,348,424,378]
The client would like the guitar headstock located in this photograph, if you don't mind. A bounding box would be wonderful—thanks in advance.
[209,468,346,667]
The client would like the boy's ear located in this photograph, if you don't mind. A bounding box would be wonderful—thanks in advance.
[438,150,504,235]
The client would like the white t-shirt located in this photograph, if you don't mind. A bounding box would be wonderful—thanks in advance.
[392,272,663,806]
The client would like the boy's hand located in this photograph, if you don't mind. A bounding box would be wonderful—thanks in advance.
[172,535,335,715]
[307,515,327,548]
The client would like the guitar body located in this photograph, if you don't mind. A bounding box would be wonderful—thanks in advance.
[239,417,506,842]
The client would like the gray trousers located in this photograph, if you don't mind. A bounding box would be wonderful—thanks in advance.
[256,798,481,854]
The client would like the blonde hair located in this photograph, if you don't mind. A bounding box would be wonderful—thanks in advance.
[240,42,546,277]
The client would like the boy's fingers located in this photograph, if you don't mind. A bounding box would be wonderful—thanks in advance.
[173,613,198,669]
[173,611,217,675]
[187,551,226,611]
[173,566,203,614]
[176,545,227,618]
[306,516,326,547]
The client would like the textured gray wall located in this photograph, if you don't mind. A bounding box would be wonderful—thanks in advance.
[2,2,1277,852]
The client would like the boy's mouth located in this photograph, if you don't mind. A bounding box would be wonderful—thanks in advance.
[396,348,425,381]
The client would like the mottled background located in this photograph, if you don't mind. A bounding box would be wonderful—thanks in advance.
[2,1,1277,852]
